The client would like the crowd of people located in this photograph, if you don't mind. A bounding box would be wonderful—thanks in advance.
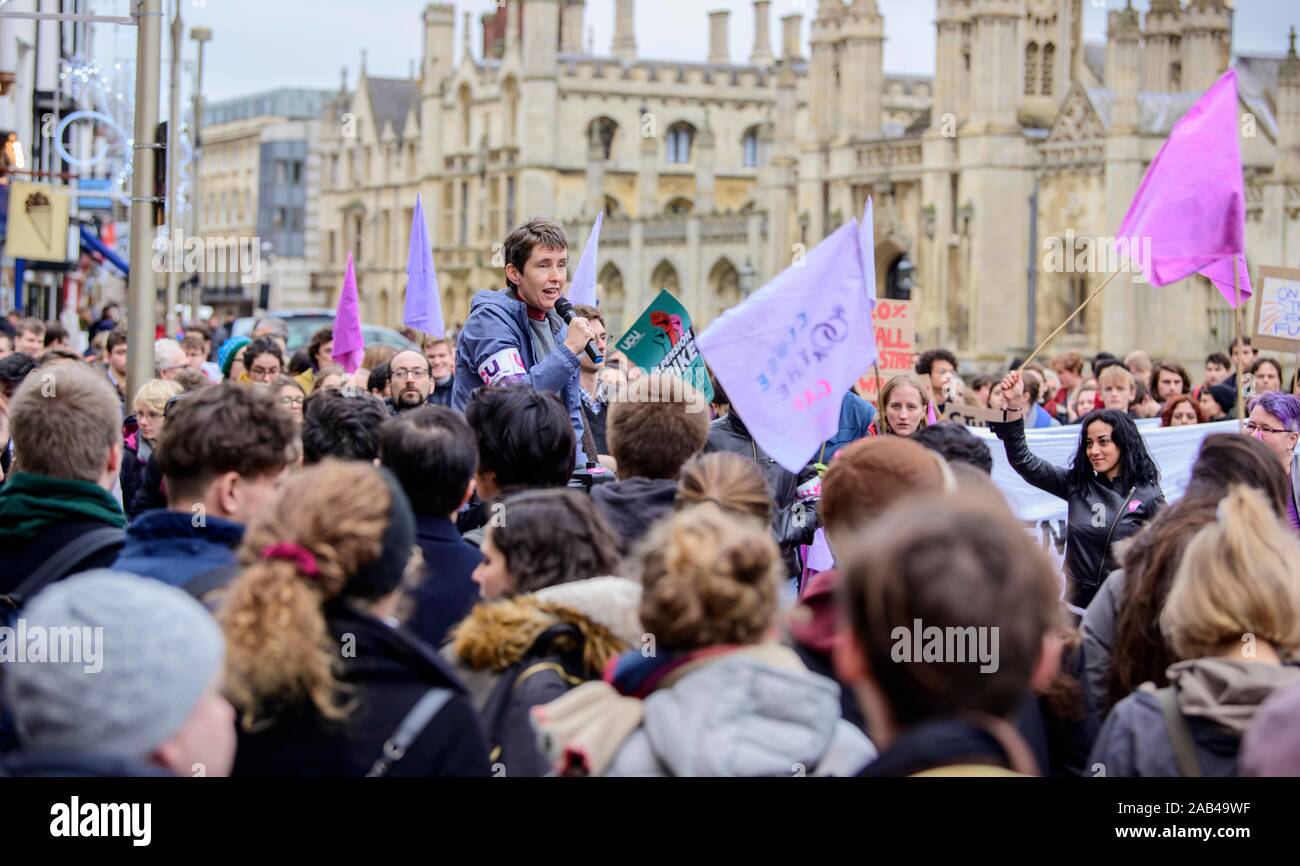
[1,216,1299,778]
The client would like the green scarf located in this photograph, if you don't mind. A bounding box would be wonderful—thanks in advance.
[0,472,126,539]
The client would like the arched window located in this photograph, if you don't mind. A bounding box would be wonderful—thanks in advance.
[742,126,760,168]
[651,260,680,294]
[598,263,625,331]
[1041,43,1055,97]
[666,122,695,165]
[709,258,741,319]
[603,195,621,217]
[1025,42,1039,96]
[589,116,617,161]
[665,197,694,215]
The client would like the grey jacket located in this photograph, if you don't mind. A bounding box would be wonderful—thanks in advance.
[1089,657,1300,777]
[604,649,875,777]
[1081,568,1127,718]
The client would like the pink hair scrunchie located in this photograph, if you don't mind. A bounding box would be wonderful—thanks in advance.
[260,543,320,578]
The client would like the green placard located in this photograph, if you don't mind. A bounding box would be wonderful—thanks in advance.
[612,289,713,402]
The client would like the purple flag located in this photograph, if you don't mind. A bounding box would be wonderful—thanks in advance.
[697,201,878,472]
[403,194,445,338]
[567,211,603,308]
[332,253,364,373]
[1116,69,1250,306]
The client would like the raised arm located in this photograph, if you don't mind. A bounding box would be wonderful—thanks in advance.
[988,371,1071,501]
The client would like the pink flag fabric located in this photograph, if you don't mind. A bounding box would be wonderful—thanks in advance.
[697,200,879,473]
[332,253,364,373]
[1116,69,1250,307]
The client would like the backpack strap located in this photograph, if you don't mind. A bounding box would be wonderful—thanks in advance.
[366,688,455,778]
[181,563,241,604]
[0,526,125,612]
[1155,686,1202,778]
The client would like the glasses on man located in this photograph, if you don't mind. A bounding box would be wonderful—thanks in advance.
[390,367,430,381]
[1243,420,1288,436]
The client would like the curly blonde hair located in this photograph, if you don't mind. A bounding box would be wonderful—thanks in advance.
[220,460,394,729]
[634,504,780,650]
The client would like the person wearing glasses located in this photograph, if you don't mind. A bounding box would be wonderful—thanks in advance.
[241,337,286,386]
[1242,392,1300,533]
[272,376,307,424]
[386,349,434,417]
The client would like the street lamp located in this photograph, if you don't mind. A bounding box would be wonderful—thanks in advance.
[189,26,212,316]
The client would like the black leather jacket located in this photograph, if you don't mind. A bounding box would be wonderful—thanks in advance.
[990,420,1165,609]
[704,412,818,577]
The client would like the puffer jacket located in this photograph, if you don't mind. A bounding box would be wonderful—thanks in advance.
[705,411,818,578]
[989,419,1164,609]
[445,577,642,777]
[533,643,875,777]
[1089,657,1300,777]
[451,287,587,463]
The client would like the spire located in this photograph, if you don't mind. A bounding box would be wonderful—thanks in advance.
[360,49,367,76]
[1282,26,1300,86]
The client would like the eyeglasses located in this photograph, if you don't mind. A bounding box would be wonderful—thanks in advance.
[1243,421,1289,436]
[390,367,429,381]
[279,396,305,408]
[249,366,280,379]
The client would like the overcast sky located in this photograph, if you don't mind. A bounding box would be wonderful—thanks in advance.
[93,0,1298,103]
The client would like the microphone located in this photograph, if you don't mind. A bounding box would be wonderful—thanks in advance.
[554,298,603,364]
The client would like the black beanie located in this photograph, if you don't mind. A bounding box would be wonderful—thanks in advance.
[1207,382,1238,416]
[344,467,417,601]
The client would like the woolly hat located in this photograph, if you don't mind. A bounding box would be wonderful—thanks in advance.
[218,336,251,379]
[2,570,225,758]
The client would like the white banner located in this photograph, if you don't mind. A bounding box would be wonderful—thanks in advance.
[975,419,1241,572]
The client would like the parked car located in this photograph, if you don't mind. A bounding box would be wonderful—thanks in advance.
[231,309,416,354]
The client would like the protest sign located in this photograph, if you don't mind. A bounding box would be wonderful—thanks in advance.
[856,299,914,399]
[1252,266,1300,353]
[613,289,713,402]
[942,403,1005,428]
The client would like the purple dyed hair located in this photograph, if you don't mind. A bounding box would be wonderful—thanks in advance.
[1248,392,1300,433]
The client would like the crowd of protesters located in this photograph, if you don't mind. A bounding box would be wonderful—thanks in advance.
[1,217,1299,778]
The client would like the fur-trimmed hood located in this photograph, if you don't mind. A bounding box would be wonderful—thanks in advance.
[448,577,642,677]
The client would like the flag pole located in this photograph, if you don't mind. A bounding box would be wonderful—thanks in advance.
[1234,255,1245,421]
[871,361,883,419]
[1021,262,1129,369]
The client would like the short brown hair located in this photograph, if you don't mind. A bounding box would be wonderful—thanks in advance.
[821,437,947,537]
[156,383,296,502]
[180,335,206,354]
[676,452,773,527]
[185,322,212,341]
[1050,351,1084,376]
[10,362,121,482]
[606,373,709,480]
[637,504,781,650]
[17,317,45,338]
[570,304,605,330]
[1098,364,1135,391]
[106,325,128,353]
[839,494,1062,727]
[503,217,568,288]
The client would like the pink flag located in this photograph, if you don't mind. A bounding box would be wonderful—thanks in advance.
[1116,69,1250,307]
[332,253,364,373]
[697,201,878,473]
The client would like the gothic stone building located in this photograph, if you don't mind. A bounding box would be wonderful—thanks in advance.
[312,0,1300,367]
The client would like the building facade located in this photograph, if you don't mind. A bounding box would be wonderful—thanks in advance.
[197,88,331,314]
[312,0,1300,367]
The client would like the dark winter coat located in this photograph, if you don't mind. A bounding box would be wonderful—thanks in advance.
[406,514,484,649]
[119,427,154,522]
[232,601,490,777]
[112,511,244,590]
[445,578,641,777]
[990,419,1164,609]
[591,477,678,557]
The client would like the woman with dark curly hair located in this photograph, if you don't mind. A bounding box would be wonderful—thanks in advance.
[446,488,639,776]
[993,370,1165,611]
